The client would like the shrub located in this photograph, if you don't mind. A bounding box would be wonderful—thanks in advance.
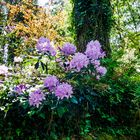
[0,37,139,139]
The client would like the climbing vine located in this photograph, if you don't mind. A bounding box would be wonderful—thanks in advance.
[71,0,113,54]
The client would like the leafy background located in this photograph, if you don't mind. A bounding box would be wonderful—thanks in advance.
[0,0,140,139]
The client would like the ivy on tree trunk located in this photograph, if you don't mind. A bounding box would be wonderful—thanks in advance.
[72,0,112,55]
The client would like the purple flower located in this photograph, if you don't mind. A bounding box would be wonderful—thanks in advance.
[14,84,26,94]
[29,90,45,108]
[56,58,62,63]
[55,83,73,99]
[36,37,50,52]
[61,43,76,56]
[70,53,89,71]
[91,60,100,68]
[38,37,48,43]
[44,75,59,91]
[36,37,56,56]
[96,75,100,80]
[49,47,56,56]
[85,40,106,60]
[96,66,107,76]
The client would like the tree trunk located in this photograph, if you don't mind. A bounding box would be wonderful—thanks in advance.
[72,0,112,55]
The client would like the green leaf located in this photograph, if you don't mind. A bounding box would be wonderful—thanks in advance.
[22,102,28,109]
[70,96,78,104]
[57,107,67,117]
[28,110,36,117]
[45,63,48,73]
[39,113,45,119]
[35,61,39,69]
[40,61,45,70]
[16,129,21,136]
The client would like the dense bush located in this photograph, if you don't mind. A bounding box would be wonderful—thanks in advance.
[0,37,139,139]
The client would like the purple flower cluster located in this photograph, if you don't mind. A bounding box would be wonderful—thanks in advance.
[35,38,107,76]
[55,83,73,99]
[29,90,45,108]
[84,40,107,77]
[96,66,107,76]
[43,75,73,99]
[56,40,106,74]
[85,40,105,60]
[36,37,56,56]
[61,43,76,56]
[28,75,73,107]
[70,53,89,71]
[14,84,26,94]
[91,60,100,68]
[44,75,59,91]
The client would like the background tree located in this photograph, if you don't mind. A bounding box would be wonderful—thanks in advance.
[5,0,70,56]
[71,0,112,54]
[111,0,140,51]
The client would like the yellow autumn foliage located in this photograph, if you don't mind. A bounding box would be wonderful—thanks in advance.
[6,0,69,54]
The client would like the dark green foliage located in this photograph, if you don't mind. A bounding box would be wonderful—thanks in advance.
[0,58,139,139]
[71,0,113,54]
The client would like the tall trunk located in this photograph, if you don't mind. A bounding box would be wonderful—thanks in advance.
[72,0,112,55]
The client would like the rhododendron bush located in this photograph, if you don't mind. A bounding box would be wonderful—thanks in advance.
[0,37,108,138]
[10,37,107,108]
[0,37,138,139]
[20,37,107,107]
